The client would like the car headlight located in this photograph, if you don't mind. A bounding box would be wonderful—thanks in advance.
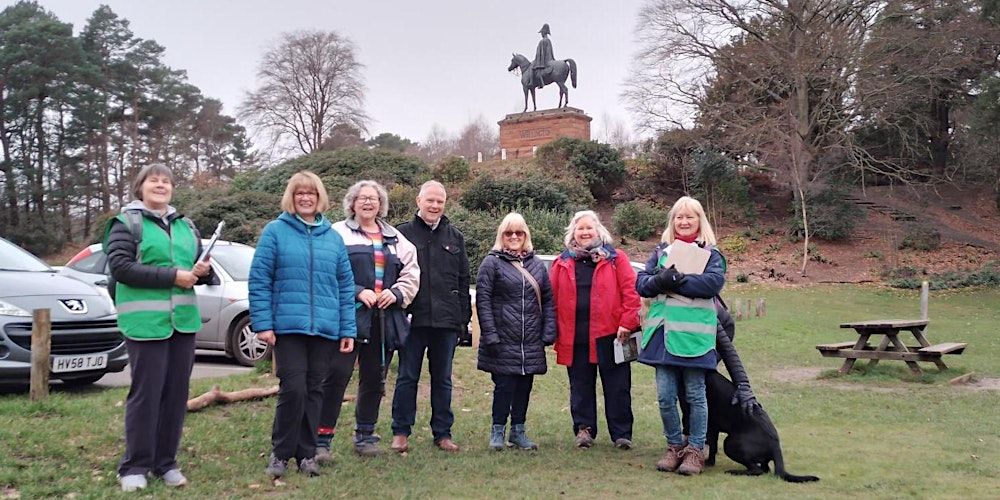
[0,299,31,317]
[94,286,117,313]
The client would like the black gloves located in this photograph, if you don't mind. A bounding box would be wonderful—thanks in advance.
[653,265,687,293]
[731,381,762,417]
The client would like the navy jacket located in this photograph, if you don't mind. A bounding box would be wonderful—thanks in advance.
[476,250,557,375]
[397,214,472,331]
[248,212,357,341]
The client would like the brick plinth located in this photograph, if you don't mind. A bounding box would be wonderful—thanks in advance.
[498,107,592,159]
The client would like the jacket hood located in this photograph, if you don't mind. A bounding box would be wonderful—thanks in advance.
[123,200,178,220]
[278,211,331,235]
[343,217,398,238]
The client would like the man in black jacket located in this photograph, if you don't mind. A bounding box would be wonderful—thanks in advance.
[390,181,471,453]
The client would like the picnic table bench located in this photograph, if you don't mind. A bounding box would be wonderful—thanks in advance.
[816,319,966,375]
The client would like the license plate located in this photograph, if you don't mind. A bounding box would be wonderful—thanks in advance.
[51,353,108,373]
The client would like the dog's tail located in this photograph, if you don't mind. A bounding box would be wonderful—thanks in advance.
[757,411,820,483]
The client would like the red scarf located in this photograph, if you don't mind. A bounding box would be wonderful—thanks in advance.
[674,232,700,244]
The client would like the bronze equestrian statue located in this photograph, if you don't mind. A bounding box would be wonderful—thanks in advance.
[508,23,578,112]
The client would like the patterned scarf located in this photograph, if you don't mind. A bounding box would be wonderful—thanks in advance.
[568,241,611,263]
[501,248,530,260]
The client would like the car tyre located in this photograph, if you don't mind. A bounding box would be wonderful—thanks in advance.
[229,315,271,367]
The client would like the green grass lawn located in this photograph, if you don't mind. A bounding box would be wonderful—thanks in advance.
[2,285,998,498]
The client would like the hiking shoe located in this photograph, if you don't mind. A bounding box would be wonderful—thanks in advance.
[119,474,147,492]
[489,424,506,451]
[298,457,320,476]
[677,445,706,475]
[613,438,633,450]
[507,424,538,450]
[161,469,188,487]
[265,453,288,478]
[575,428,594,448]
[315,446,332,465]
[656,444,685,472]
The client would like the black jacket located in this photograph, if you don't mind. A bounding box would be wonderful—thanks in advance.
[475,250,556,375]
[106,208,215,291]
[397,214,472,331]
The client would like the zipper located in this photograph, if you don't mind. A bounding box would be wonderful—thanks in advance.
[520,263,526,376]
[309,226,315,333]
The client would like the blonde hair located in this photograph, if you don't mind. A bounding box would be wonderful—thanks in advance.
[491,212,534,252]
[280,171,331,214]
[343,180,389,219]
[661,196,717,245]
[563,210,613,248]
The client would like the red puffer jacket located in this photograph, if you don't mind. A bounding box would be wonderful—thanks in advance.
[549,247,641,366]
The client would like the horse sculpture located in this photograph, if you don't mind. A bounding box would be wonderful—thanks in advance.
[508,53,577,113]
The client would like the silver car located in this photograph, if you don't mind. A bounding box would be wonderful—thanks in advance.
[60,240,269,366]
[0,236,127,386]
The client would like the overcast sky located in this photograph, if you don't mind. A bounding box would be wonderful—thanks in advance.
[18,0,645,146]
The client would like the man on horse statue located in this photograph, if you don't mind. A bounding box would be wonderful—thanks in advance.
[532,24,554,89]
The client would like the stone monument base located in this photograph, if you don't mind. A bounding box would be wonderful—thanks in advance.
[498,107,592,159]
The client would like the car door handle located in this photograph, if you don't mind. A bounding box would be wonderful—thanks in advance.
[95,280,108,287]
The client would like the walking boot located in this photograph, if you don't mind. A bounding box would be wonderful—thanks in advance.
[656,444,685,472]
[489,425,506,451]
[508,424,538,450]
[575,427,594,449]
[677,445,706,475]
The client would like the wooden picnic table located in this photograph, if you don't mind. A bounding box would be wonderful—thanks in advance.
[816,319,966,375]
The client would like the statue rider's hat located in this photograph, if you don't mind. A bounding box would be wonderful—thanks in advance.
[538,23,551,35]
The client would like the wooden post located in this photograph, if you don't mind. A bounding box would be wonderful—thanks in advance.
[758,298,767,317]
[920,281,929,320]
[30,308,52,401]
[734,298,743,320]
[744,300,752,320]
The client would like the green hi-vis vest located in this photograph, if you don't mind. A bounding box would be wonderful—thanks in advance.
[106,213,201,340]
[640,251,717,357]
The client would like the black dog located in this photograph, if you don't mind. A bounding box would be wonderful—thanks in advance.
[704,371,819,482]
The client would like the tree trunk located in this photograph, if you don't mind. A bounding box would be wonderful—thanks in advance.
[929,94,950,176]
[0,89,17,228]
[33,96,48,216]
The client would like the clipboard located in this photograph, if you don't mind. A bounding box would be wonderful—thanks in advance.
[662,241,711,274]
[198,221,225,262]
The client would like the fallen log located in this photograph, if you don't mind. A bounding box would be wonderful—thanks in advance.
[187,385,279,412]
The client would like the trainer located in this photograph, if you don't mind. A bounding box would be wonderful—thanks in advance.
[390,180,471,453]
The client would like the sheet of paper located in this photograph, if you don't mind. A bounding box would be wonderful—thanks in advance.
[662,241,711,274]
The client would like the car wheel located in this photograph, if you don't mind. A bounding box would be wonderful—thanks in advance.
[230,315,271,366]
[60,374,105,387]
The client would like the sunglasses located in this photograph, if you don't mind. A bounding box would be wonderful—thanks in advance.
[503,230,526,238]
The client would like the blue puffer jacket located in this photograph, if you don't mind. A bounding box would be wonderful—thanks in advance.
[476,250,556,375]
[248,212,357,340]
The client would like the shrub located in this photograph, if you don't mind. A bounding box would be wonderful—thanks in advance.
[898,223,941,251]
[536,137,625,201]
[788,188,859,241]
[6,217,66,256]
[688,148,754,225]
[613,201,668,241]
[719,235,749,256]
[186,191,282,246]
[887,261,1000,290]
[249,148,429,195]
[432,156,471,183]
[447,205,572,278]
[460,175,571,212]
[387,184,419,226]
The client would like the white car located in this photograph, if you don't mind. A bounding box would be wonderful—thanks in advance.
[60,241,268,366]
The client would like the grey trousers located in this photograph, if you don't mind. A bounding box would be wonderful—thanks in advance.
[118,332,196,476]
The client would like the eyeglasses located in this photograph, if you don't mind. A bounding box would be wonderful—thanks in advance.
[503,230,526,238]
[356,195,379,203]
[294,191,318,198]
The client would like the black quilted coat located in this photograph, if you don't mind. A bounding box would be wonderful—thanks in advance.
[475,250,556,375]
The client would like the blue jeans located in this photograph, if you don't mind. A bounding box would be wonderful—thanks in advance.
[390,327,458,441]
[655,366,707,449]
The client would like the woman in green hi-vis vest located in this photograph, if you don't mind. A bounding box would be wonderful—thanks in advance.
[105,164,214,492]
[635,196,723,477]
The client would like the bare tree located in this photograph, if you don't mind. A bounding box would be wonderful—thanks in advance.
[623,0,997,274]
[239,30,368,156]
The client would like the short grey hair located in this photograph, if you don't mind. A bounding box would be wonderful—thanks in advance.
[418,180,447,198]
[563,210,613,248]
[343,180,389,219]
[131,163,174,200]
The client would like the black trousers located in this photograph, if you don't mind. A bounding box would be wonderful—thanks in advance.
[272,334,336,461]
[118,332,196,476]
[319,321,387,436]
[491,374,535,426]
[566,343,633,441]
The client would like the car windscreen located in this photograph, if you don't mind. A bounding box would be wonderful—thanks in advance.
[0,237,53,272]
[211,245,255,281]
